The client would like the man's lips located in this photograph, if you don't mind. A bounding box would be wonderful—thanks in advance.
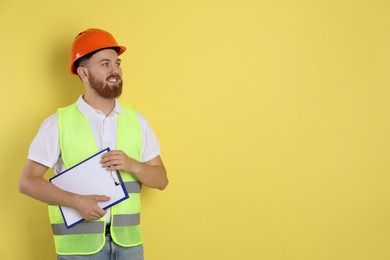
[107,76,121,83]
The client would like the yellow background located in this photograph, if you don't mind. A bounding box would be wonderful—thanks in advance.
[1,0,390,259]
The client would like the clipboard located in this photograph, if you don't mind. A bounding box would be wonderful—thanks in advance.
[49,148,129,228]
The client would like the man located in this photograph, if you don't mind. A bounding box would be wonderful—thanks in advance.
[19,28,168,259]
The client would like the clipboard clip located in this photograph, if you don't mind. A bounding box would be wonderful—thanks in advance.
[110,171,120,186]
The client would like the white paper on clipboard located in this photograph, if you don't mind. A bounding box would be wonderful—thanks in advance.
[49,148,128,228]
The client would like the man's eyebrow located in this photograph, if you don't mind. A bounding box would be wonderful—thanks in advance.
[98,58,121,63]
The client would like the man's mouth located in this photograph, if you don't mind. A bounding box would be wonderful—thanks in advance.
[107,76,121,83]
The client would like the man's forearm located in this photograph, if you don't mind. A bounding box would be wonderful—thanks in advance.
[129,162,168,190]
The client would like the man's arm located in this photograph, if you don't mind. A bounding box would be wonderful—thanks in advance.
[100,151,168,190]
[19,159,110,220]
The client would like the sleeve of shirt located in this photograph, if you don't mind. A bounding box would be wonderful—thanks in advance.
[137,112,161,163]
[27,113,61,168]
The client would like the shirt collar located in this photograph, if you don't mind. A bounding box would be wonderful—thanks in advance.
[76,95,124,117]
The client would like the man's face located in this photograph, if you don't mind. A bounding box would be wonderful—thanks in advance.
[84,49,123,99]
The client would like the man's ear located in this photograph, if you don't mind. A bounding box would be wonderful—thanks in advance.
[77,67,88,79]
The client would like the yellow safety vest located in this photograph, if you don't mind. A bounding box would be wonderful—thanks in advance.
[48,102,143,255]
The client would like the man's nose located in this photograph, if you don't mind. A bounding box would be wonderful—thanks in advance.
[109,64,121,75]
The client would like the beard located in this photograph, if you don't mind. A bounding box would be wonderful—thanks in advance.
[88,72,123,99]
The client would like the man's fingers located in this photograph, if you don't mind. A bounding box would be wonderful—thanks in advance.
[85,210,105,221]
[93,206,106,218]
[95,208,106,217]
[95,195,111,202]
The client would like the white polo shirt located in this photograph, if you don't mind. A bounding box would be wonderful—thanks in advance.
[28,96,160,174]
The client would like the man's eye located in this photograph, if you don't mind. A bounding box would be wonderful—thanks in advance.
[102,63,109,67]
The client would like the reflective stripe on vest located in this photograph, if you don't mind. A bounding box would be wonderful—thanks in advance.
[50,103,143,255]
[52,213,141,235]
[124,181,142,193]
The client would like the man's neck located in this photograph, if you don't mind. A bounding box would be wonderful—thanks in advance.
[82,94,115,116]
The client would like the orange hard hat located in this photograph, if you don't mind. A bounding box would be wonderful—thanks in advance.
[70,28,126,74]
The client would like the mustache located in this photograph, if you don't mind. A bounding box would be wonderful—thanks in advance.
[107,74,121,81]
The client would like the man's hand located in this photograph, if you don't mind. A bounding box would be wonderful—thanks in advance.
[73,194,111,221]
[100,150,168,190]
[100,150,136,173]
